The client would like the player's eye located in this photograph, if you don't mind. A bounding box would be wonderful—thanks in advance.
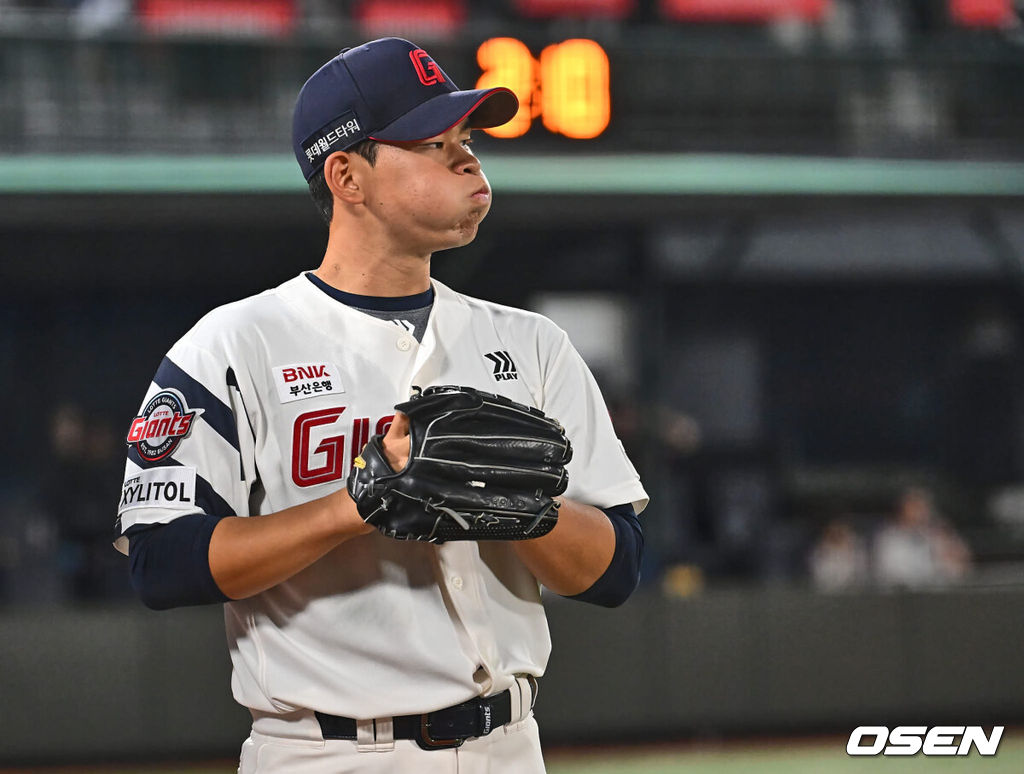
[460,138,474,149]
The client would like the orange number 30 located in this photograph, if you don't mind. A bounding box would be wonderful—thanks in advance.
[476,38,611,140]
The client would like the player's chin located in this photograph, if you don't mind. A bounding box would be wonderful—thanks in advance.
[450,211,487,245]
[447,226,480,249]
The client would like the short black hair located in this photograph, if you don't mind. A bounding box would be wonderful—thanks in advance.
[307,139,380,226]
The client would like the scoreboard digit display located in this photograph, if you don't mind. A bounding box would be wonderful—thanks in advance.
[475,38,611,140]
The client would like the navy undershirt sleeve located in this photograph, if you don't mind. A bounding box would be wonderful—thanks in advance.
[127,514,230,610]
[126,505,643,610]
[568,503,643,608]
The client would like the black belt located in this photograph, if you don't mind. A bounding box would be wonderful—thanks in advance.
[315,689,513,750]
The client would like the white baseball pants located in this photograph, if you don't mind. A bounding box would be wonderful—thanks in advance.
[237,689,545,773]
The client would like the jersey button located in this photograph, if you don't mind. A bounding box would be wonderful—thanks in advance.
[396,337,413,352]
[450,576,464,590]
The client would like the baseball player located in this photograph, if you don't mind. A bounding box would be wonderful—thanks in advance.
[115,37,648,773]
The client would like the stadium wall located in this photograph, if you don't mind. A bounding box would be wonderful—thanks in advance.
[1,587,1021,764]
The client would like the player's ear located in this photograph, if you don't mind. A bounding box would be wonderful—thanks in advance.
[323,151,364,205]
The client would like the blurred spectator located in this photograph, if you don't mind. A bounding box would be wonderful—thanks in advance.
[808,517,870,591]
[72,0,130,35]
[0,493,62,606]
[41,403,128,601]
[600,379,702,583]
[872,486,972,589]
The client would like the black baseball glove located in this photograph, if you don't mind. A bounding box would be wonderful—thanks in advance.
[347,385,572,542]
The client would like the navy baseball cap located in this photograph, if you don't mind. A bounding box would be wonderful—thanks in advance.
[293,37,519,181]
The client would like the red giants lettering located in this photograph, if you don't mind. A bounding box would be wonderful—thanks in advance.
[292,409,396,487]
[376,415,395,436]
[127,411,194,443]
[292,411,395,483]
[292,407,347,487]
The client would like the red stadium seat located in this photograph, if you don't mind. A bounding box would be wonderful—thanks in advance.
[659,0,830,23]
[355,0,466,39]
[513,0,636,20]
[138,0,296,36]
[949,0,1013,27]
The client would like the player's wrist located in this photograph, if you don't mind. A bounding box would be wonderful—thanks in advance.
[329,487,375,538]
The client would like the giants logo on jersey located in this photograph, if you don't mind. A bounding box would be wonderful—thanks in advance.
[292,407,394,487]
[126,389,204,462]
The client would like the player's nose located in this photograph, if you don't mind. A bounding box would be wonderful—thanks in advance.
[454,148,481,176]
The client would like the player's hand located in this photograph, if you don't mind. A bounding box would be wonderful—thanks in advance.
[335,413,407,539]
[381,412,411,471]
[346,385,571,542]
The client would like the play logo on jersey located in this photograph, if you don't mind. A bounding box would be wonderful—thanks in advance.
[273,362,344,404]
[126,389,204,462]
[485,351,518,381]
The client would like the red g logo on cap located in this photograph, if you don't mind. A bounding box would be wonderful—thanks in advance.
[410,49,445,86]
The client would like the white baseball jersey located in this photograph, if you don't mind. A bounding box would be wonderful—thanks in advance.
[116,273,648,719]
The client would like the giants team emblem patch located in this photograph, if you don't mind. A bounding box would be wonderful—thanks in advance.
[485,351,518,381]
[273,362,343,404]
[126,389,204,462]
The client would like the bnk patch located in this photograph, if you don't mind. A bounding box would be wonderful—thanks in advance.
[273,362,343,404]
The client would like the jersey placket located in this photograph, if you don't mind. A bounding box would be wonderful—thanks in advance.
[436,543,502,694]
[405,309,502,687]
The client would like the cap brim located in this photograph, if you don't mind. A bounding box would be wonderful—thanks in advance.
[369,87,519,143]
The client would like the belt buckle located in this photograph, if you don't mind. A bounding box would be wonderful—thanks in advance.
[416,713,466,750]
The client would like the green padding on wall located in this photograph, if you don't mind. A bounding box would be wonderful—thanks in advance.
[2,154,1024,196]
